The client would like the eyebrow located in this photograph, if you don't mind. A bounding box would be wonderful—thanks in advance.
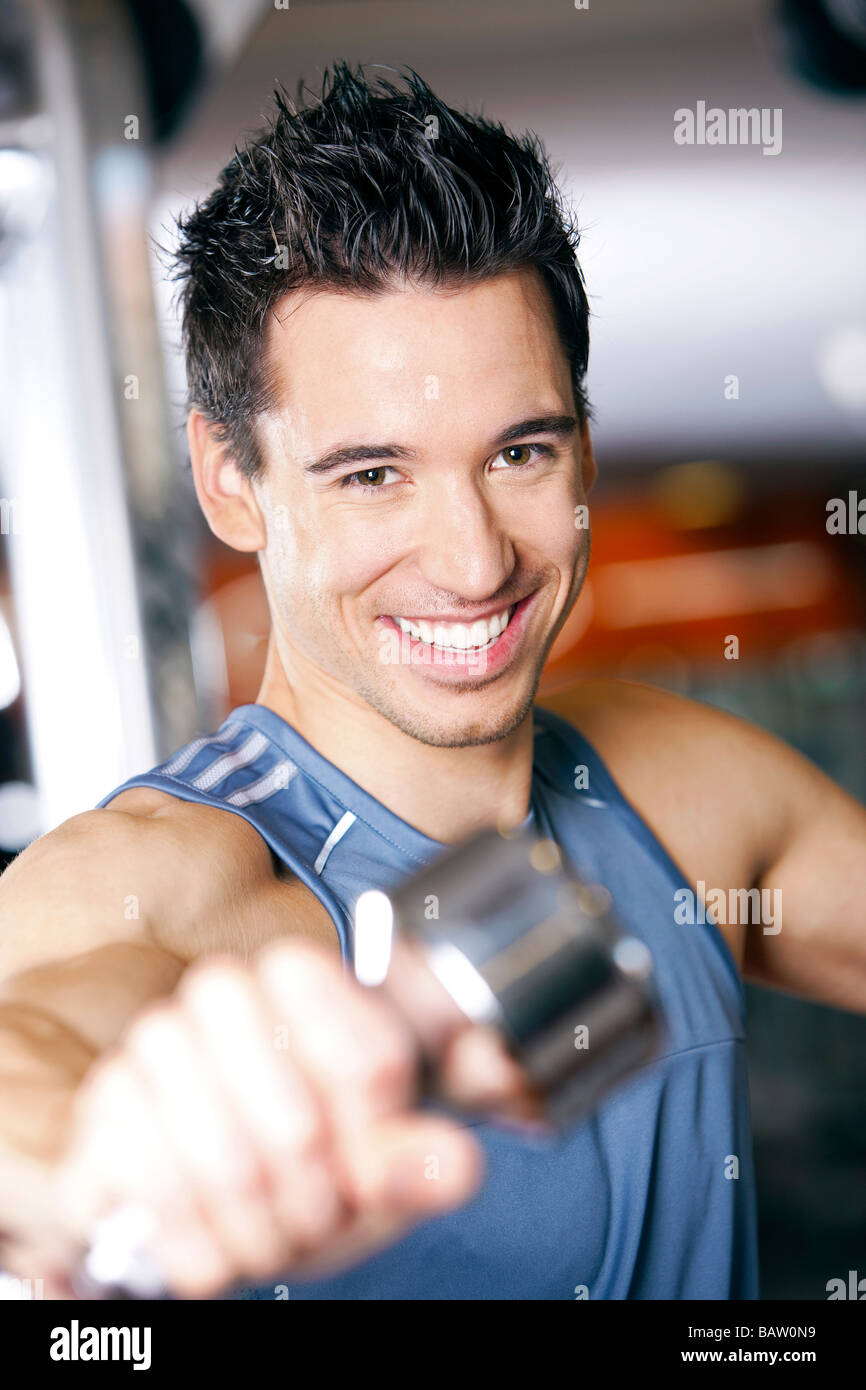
[300,414,578,476]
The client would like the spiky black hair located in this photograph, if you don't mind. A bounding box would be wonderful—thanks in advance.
[170,61,592,478]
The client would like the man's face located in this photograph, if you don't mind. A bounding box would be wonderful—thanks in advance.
[254,266,595,748]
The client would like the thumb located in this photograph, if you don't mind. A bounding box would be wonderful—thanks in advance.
[343,1114,485,1216]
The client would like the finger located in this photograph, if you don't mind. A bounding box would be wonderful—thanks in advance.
[255,940,417,1158]
[381,936,474,1054]
[344,1111,485,1213]
[378,938,539,1118]
[177,958,346,1254]
[56,1055,235,1298]
[58,1056,178,1235]
[257,940,483,1219]
[285,1112,486,1283]
[437,1024,547,1123]
[122,1002,289,1283]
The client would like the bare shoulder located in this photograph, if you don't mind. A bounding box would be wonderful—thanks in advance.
[102,784,278,883]
[0,785,340,978]
[100,786,342,960]
[543,674,771,776]
[540,677,803,898]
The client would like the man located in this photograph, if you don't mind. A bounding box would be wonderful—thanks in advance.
[0,63,864,1301]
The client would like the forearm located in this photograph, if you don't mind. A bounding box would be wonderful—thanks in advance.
[0,1003,97,1279]
[0,1001,95,1164]
[0,939,189,1165]
[0,942,188,1055]
[0,944,187,1266]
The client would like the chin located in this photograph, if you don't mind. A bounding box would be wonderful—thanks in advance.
[371,678,539,749]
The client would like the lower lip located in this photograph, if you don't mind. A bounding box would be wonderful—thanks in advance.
[378,593,536,680]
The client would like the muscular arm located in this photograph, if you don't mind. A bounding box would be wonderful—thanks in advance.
[743,737,866,1013]
[0,789,338,1256]
[0,795,506,1297]
[544,678,866,1014]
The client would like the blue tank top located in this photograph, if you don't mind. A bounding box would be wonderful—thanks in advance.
[97,701,759,1300]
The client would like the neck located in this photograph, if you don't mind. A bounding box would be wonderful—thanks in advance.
[254,633,534,844]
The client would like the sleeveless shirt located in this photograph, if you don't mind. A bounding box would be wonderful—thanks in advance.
[97,701,759,1299]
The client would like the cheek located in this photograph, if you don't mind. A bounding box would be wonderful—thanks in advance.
[518,492,587,572]
[270,509,393,609]
[265,519,307,594]
[263,502,330,607]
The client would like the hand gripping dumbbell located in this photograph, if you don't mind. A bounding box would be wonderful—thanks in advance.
[70,823,666,1298]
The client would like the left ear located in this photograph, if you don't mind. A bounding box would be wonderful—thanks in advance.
[187,408,267,553]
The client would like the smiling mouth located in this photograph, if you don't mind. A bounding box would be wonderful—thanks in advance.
[388,604,515,653]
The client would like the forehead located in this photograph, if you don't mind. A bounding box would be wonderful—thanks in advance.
[261,266,572,434]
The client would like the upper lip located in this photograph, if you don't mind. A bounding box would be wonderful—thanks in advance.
[388,596,529,624]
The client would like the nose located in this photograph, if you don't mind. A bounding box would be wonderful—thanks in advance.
[415,474,515,601]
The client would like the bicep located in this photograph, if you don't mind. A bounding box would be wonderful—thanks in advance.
[0,808,168,980]
[744,759,866,1013]
[560,679,866,1012]
[0,806,193,1050]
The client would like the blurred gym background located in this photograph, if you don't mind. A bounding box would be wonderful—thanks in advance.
[0,0,864,1298]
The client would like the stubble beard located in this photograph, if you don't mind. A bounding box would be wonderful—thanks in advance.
[345,640,550,748]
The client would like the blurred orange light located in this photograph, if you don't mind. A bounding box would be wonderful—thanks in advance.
[593,542,835,629]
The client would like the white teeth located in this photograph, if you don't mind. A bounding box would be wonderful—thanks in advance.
[393,606,513,650]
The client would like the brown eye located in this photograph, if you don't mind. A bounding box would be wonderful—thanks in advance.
[492,443,552,472]
[342,466,392,489]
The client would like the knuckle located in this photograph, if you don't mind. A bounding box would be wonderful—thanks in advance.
[123,1000,182,1055]
[256,937,336,993]
[179,956,252,1007]
[75,1053,132,1122]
